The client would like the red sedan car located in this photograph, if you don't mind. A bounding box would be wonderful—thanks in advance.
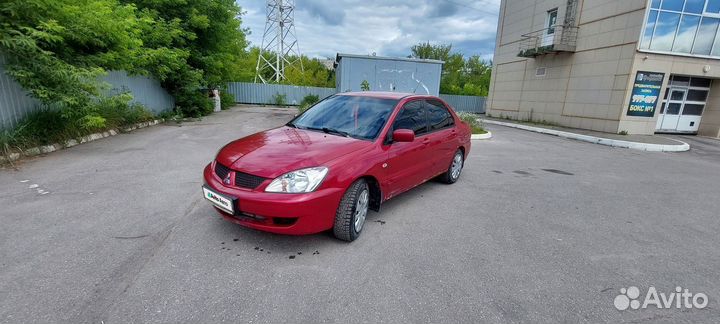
[202,92,471,241]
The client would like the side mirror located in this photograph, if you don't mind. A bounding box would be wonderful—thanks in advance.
[392,129,415,142]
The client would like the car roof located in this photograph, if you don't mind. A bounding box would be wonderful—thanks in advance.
[335,91,435,100]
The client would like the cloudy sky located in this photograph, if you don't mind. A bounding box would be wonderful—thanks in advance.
[237,0,501,60]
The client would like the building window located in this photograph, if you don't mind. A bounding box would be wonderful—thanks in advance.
[640,0,720,57]
[546,9,558,34]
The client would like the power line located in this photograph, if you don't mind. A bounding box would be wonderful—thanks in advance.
[442,0,499,16]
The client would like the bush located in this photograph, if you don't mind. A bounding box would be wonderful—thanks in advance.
[298,94,320,114]
[0,0,249,127]
[157,110,183,121]
[175,91,213,117]
[272,93,287,106]
[220,91,235,110]
[0,125,26,158]
[5,109,76,148]
[361,80,370,91]
[457,112,487,134]
[0,94,156,159]
[93,94,153,129]
[300,94,320,107]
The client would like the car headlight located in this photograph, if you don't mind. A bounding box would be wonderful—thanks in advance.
[265,167,329,193]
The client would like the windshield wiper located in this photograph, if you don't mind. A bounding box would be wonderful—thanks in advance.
[286,122,309,130]
[304,126,351,138]
[322,127,351,138]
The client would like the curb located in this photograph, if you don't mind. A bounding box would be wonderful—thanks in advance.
[471,131,492,140]
[1,119,163,164]
[481,119,690,152]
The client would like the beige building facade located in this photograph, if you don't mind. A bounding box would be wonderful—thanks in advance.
[487,0,720,137]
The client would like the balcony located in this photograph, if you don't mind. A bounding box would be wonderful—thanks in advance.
[518,25,578,58]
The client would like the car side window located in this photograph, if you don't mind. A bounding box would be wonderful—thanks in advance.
[392,101,428,136]
[426,100,454,131]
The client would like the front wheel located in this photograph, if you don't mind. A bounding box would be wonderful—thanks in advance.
[440,149,464,184]
[333,179,370,241]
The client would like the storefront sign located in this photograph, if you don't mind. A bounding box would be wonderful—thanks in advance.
[627,71,665,117]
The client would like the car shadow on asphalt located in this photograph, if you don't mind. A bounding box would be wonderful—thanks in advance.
[203,179,445,253]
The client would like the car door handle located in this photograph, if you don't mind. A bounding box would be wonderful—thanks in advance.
[422,138,430,145]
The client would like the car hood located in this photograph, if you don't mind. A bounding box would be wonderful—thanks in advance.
[216,126,373,178]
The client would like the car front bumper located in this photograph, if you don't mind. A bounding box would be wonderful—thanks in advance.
[202,163,343,235]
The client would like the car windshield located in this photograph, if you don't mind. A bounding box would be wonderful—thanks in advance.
[287,95,398,141]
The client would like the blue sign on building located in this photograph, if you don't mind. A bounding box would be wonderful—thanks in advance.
[627,71,665,117]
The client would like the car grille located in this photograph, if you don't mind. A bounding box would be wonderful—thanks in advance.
[215,162,231,180]
[215,161,267,189]
[235,171,267,189]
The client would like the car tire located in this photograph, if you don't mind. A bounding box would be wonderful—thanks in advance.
[333,179,370,241]
[441,149,464,184]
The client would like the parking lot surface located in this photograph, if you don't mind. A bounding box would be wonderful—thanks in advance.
[1,106,718,323]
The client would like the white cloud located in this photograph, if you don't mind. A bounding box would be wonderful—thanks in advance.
[238,0,500,60]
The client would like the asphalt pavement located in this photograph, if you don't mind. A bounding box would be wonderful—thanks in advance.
[1,106,719,323]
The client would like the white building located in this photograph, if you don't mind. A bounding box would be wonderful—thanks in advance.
[487,0,720,137]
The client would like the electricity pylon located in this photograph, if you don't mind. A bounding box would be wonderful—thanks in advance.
[255,0,303,83]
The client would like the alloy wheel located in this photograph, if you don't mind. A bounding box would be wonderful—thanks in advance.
[451,153,463,180]
[354,189,369,232]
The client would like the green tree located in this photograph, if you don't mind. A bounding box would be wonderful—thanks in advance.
[283,56,335,88]
[0,0,251,119]
[243,47,335,88]
[122,0,249,116]
[0,0,148,125]
[232,46,261,82]
[464,55,492,96]
[410,42,452,61]
[409,41,492,96]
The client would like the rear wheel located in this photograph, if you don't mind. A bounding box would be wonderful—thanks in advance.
[333,179,370,241]
[441,149,464,184]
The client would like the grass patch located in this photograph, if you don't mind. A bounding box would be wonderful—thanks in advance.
[457,112,487,134]
[0,94,158,162]
[470,124,487,134]
[3,109,76,149]
[518,119,559,127]
[94,95,155,129]
[488,112,559,128]
[272,93,287,106]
